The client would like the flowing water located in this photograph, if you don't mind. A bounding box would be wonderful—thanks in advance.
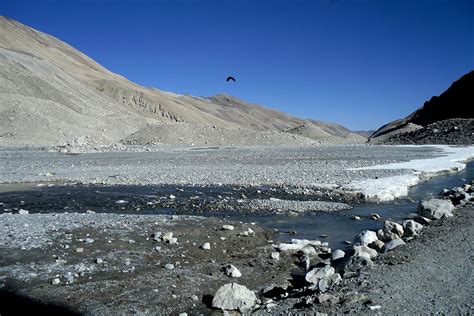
[1,162,472,249]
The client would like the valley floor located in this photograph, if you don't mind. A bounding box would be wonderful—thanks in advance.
[0,144,473,315]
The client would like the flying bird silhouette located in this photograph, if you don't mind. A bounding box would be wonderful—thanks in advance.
[226,76,236,82]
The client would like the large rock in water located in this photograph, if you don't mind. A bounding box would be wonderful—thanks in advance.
[212,283,257,312]
[377,221,404,241]
[418,199,454,220]
[353,230,378,247]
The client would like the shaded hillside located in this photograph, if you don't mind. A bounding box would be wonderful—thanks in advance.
[377,119,473,145]
[370,71,474,142]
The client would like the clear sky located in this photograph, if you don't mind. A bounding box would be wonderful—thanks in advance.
[2,0,473,130]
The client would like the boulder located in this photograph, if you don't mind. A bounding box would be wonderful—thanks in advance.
[353,230,378,247]
[277,243,304,252]
[402,220,423,237]
[330,273,342,286]
[212,283,257,312]
[382,238,405,253]
[331,249,345,261]
[451,192,467,206]
[418,199,454,220]
[305,266,338,292]
[353,245,378,259]
[338,255,373,277]
[305,266,335,285]
[368,240,385,252]
[298,254,311,271]
[414,216,432,225]
[377,221,404,241]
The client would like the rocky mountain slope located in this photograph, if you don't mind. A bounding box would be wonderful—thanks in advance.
[0,16,364,148]
[375,119,474,145]
[370,71,474,144]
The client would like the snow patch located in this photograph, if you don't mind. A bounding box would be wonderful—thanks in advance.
[348,146,474,202]
[348,174,420,202]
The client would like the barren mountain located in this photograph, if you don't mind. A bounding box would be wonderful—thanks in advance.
[283,121,366,144]
[370,70,474,144]
[0,16,365,148]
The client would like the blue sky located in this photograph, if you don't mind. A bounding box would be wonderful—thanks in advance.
[2,0,473,130]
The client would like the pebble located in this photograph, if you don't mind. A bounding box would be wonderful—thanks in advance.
[95,258,103,264]
[353,215,361,220]
[64,272,74,284]
[153,232,162,241]
[371,213,381,220]
[85,238,94,244]
[222,225,235,231]
[164,263,174,270]
[225,264,242,278]
[18,209,29,215]
[369,305,382,310]
[201,242,211,250]
[162,232,174,242]
[52,278,61,285]
[75,247,84,253]
[271,252,280,260]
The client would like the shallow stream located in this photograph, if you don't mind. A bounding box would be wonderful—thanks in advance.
[1,161,472,249]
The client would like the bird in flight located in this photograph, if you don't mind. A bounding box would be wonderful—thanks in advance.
[226,76,236,82]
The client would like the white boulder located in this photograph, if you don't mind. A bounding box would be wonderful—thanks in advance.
[212,283,257,312]
[305,265,335,292]
[353,230,378,247]
[331,249,345,261]
[353,245,378,259]
[418,199,454,220]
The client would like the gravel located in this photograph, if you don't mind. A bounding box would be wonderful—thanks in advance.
[246,198,350,214]
[0,212,289,315]
[0,145,442,187]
